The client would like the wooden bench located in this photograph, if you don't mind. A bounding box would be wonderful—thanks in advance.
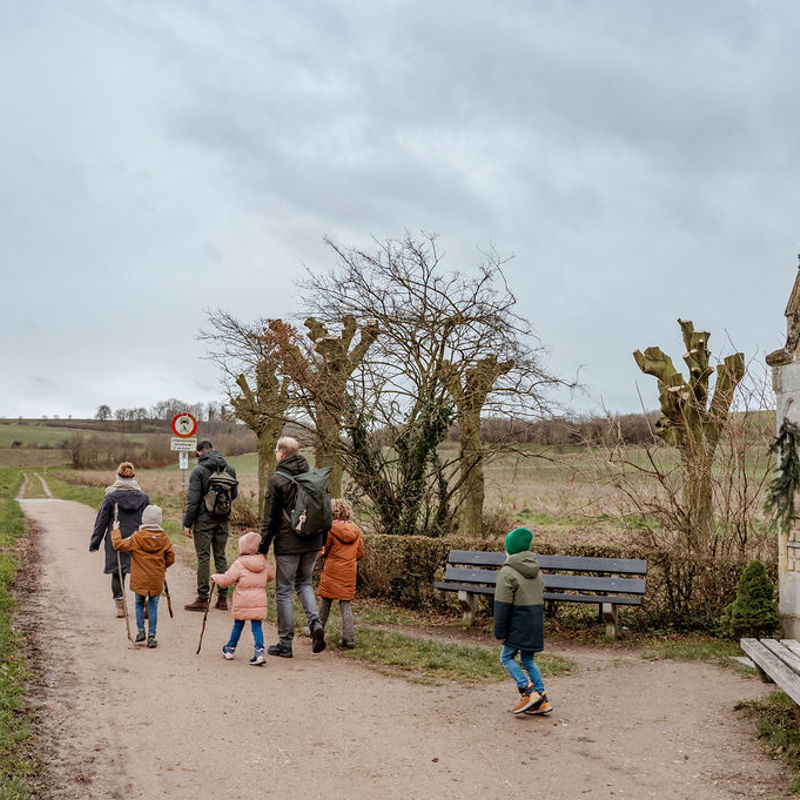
[740,638,800,705]
[433,549,648,637]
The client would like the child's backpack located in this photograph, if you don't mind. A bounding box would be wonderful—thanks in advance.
[276,467,332,537]
[203,467,239,518]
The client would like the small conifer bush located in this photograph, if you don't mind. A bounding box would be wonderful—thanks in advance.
[720,560,781,639]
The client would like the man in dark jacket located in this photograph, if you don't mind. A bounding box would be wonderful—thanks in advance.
[259,436,326,657]
[183,440,238,611]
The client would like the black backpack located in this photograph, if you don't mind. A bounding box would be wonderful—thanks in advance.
[276,467,332,537]
[203,467,238,517]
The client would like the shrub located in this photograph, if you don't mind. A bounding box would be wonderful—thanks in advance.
[720,560,781,639]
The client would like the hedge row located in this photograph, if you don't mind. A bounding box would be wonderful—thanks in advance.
[358,533,777,633]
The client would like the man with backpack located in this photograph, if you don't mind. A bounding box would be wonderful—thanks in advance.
[183,440,239,612]
[259,436,330,657]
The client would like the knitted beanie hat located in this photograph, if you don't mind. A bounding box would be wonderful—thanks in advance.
[238,531,262,555]
[140,505,163,531]
[505,527,533,555]
[117,461,135,479]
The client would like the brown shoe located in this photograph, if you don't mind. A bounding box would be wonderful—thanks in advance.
[215,596,228,611]
[114,598,125,618]
[184,596,209,611]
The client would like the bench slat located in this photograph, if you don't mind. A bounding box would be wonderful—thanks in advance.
[741,639,800,706]
[447,550,647,575]
[433,582,642,606]
[781,640,800,660]
[763,639,800,677]
[442,567,645,595]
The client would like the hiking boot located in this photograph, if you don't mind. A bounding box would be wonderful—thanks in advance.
[114,598,125,618]
[525,694,553,715]
[221,645,235,660]
[184,596,208,612]
[512,687,542,714]
[215,596,228,611]
[341,640,356,650]
[311,621,326,654]
[135,630,146,644]
[267,643,293,658]
[147,636,158,649]
[249,648,265,666]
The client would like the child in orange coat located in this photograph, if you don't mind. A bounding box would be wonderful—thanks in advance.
[317,499,365,649]
[212,531,275,666]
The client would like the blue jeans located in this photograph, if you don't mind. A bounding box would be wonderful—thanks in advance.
[274,551,321,647]
[500,644,545,693]
[226,619,264,650]
[135,593,159,636]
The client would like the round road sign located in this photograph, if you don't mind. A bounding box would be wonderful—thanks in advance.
[171,412,198,438]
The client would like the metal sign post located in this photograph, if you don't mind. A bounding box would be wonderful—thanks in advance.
[171,413,198,513]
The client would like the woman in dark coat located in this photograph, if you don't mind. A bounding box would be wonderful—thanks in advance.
[89,462,150,617]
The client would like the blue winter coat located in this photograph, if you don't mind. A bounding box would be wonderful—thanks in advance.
[90,489,150,575]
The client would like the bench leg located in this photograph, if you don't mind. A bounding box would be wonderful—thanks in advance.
[602,602,618,638]
[457,591,479,626]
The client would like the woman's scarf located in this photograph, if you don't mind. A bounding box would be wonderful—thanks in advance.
[104,477,142,496]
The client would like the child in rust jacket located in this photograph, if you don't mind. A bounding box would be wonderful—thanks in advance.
[111,504,175,648]
[212,531,275,666]
[317,499,365,649]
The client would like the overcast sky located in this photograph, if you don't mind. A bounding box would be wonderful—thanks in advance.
[2,0,799,420]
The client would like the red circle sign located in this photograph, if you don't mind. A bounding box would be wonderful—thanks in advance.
[171,412,198,438]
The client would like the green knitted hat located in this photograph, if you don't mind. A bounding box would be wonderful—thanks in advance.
[505,527,533,555]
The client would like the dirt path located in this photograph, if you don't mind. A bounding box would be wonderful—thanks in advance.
[15,496,793,800]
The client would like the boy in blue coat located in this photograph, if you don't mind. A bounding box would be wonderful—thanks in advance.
[493,527,553,715]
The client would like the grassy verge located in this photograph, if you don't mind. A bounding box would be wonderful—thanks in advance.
[737,691,800,795]
[640,635,754,676]
[0,468,35,799]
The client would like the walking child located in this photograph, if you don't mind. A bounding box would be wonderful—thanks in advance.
[111,504,175,648]
[212,531,275,665]
[493,527,553,715]
[317,499,364,649]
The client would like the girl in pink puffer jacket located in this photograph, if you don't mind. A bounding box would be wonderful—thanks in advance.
[212,531,275,666]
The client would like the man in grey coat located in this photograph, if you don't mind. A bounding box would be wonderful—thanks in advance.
[259,436,326,657]
[183,440,238,611]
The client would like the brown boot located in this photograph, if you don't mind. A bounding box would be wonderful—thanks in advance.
[184,596,209,611]
[114,598,125,618]
[215,596,228,611]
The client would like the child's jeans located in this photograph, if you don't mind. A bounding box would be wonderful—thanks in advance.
[135,593,159,636]
[226,619,264,650]
[500,644,545,693]
[318,596,355,645]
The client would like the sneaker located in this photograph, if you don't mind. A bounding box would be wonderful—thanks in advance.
[267,643,293,658]
[135,630,146,644]
[512,688,542,714]
[311,621,326,654]
[147,637,158,649]
[184,596,208,612]
[525,695,553,715]
[221,645,235,660]
[249,648,265,666]
[215,596,228,611]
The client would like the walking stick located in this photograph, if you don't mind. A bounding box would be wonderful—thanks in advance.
[195,581,215,655]
[113,503,136,648]
[163,578,174,619]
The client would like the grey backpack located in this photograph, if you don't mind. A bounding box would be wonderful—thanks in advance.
[203,467,238,517]
[276,467,332,537]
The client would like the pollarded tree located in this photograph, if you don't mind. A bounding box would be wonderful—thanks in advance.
[633,319,745,551]
[266,315,379,497]
[201,311,291,517]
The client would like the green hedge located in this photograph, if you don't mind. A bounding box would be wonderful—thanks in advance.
[358,532,771,633]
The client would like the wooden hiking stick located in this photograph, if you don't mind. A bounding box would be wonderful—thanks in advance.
[195,581,215,655]
[163,578,174,618]
[113,503,135,648]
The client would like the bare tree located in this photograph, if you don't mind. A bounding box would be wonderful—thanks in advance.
[200,311,291,516]
[300,232,565,535]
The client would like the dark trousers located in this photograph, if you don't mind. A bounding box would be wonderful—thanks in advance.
[193,518,229,599]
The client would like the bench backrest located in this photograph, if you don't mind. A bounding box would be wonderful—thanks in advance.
[447,549,647,575]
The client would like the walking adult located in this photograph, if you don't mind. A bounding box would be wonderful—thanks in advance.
[183,440,238,611]
[89,461,150,618]
[259,436,326,657]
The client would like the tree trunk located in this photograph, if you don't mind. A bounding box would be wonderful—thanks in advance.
[315,409,342,496]
[458,413,485,536]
